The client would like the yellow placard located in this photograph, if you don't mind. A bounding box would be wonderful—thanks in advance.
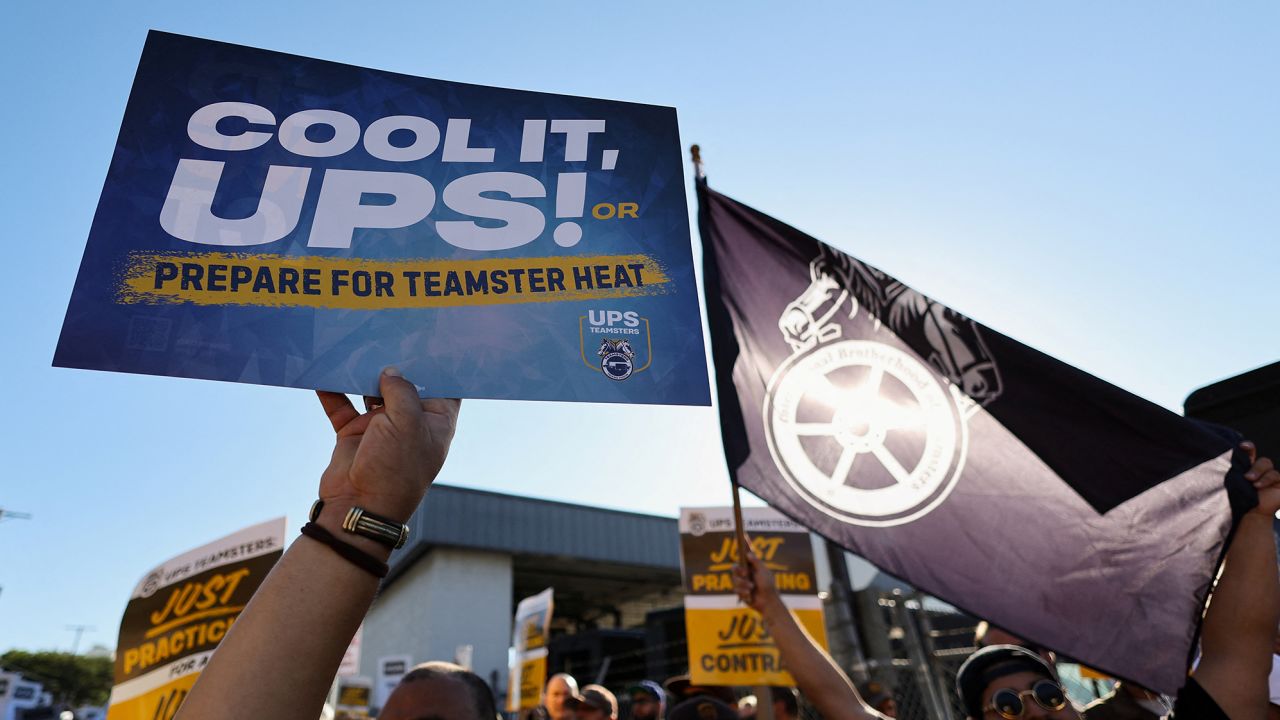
[508,589,554,712]
[685,606,828,686]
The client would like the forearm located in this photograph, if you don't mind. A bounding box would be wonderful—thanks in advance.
[1195,511,1279,719]
[177,505,388,720]
[1204,513,1280,653]
[758,597,882,720]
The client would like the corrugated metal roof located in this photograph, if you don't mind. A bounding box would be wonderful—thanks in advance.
[387,485,680,580]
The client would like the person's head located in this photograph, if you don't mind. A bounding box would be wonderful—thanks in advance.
[380,661,497,720]
[577,685,618,720]
[626,681,665,720]
[956,646,1077,720]
[769,688,798,720]
[669,697,738,720]
[860,682,897,718]
[662,676,737,704]
[546,673,582,720]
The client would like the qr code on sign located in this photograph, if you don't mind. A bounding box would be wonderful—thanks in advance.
[126,316,171,351]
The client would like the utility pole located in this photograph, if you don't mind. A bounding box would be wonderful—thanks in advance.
[66,625,95,655]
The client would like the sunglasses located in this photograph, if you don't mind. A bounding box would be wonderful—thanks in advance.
[985,679,1068,718]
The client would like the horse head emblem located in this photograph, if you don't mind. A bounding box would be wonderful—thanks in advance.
[598,338,635,359]
[779,244,1002,405]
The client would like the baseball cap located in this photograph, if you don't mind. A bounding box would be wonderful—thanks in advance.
[955,645,1056,719]
[663,675,737,704]
[626,681,664,702]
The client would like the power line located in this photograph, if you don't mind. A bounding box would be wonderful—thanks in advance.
[0,508,33,522]
[0,509,31,609]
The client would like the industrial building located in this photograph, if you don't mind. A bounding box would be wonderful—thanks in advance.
[354,484,986,719]
[358,485,692,702]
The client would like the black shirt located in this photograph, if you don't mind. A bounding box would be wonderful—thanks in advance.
[1172,677,1227,719]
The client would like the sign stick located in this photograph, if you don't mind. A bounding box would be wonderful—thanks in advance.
[730,479,749,567]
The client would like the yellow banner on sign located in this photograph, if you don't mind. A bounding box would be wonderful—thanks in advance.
[105,671,199,720]
[685,606,828,686]
[119,251,670,310]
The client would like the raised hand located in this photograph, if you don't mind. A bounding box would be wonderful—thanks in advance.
[1242,441,1280,518]
[316,368,461,523]
[732,541,783,615]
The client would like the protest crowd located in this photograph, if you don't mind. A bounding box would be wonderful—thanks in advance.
[6,8,1274,720]
[160,369,1280,720]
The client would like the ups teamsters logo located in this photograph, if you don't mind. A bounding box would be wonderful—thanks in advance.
[140,571,165,598]
[763,247,1003,527]
[688,512,708,536]
[579,309,652,381]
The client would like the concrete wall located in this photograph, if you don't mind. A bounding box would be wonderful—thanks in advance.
[360,548,514,705]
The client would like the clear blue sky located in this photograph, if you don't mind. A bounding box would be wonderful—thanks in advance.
[1,1,1275,654]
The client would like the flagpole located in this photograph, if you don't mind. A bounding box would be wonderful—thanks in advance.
[691,142,752,593]
[730,479,748,558]
[732,467,774,720]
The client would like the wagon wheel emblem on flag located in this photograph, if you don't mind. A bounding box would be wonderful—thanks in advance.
[764,340,968,526]
[761,248,991,527]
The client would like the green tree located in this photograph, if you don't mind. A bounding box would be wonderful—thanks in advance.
[0,650,113,706]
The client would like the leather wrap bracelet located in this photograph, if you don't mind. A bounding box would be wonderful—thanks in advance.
[300,522,389,578]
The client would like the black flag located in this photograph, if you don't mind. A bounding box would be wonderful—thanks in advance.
[697,178,1255,693]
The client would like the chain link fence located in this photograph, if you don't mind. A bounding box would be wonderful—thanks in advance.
[814,591,1110,720]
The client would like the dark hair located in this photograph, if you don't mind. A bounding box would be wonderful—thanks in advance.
[770,688,798,716]
[401,661,498,720]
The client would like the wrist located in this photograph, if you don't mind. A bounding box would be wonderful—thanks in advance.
[321,489,419,524]
[312,500,396,562]
[756,592,788,620]
[1245,507,1278,523]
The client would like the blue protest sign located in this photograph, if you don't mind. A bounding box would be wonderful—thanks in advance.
[55,31,710,405]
